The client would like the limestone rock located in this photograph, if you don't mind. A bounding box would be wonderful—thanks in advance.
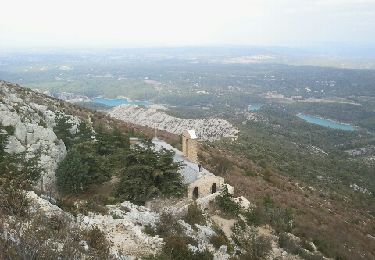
[5,136,26,153]
[14,122,27,143]
[0,81,69,193]
[233,196,252,210]
[109,105,238,142]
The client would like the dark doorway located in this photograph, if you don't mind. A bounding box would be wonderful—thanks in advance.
[193,187,199,199]
[211,183,217,194]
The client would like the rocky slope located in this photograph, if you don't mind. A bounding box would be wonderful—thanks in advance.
[109,105,239,141]
[0,81,329,259]
[0,81,76,193]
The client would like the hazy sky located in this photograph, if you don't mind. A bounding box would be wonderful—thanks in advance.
[1,0,375,49]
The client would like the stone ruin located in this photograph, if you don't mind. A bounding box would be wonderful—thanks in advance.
[182,129,198,163]
[188,174,226,200]
[180,129,234,199]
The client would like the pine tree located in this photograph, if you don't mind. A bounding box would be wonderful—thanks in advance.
[56,148,90,193]
[95,126,129,155]
[56,142,110,194]
[54,112,75,150]
[115,145,184,204]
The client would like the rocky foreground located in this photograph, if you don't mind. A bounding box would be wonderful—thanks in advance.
[109,105,239,142]
[10,190,309,259]
[0,81,72,192]
[1,82,329,259]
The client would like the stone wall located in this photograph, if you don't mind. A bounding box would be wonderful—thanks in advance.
[182,134,198,163]
[188,175,225,199]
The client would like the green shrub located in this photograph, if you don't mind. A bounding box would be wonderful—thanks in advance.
[153,212,183,238]
[56,197,77,215]
[244,208,264,227]
[262,167,273,182]
[209,227,233,253]
[162,235,192,260]
[263,194,274,208]
[85,226,110,259]
[194,250,214,260]
[158,235,213,260]
[312,238,335,258]
[240,234,272,260]
[48,214,67,233]
[143,224,156,236]
[266,206,293,233]
[0,183,29,217]
[278,232,300,255]
[245,195,294,233]
[85,196,109,215]
[184,202,206,226]
[95,126,130,155]
[215,186,240,217]
[245,169,256,177]
[111,212,123,219]
[233,227,272,260]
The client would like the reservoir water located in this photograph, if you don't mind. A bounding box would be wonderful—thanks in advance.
[93,97,148,107]
[297,113,355,131]
[248,104,263,111]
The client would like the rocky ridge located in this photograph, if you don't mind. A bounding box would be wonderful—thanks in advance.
[109,105,238,142]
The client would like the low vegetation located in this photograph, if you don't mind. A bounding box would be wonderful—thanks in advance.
[232,225,272,260]
[209,226,233,252]
[145,208,214,260]
[156,235,213,260]
[244,195,293,233]
[184,202,206,226]
[215,186,240,217]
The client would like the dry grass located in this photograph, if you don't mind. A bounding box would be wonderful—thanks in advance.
[200,144,375,260]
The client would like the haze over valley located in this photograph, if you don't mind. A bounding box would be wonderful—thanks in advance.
[1,0,375,259]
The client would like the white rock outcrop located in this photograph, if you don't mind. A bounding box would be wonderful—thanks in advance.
[25,191,163,258]
[109,105,238,141]
[0,81,69,193]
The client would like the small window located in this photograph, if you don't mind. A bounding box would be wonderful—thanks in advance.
[193,187,199,199]
[211,183,217,194]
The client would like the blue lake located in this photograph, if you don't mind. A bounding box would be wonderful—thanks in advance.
[248,104,263,111]
[297,113,356,131]
[93,97,148,107]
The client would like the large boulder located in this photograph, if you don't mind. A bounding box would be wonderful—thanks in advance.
[14,122,27,143]
[5,136,26,153]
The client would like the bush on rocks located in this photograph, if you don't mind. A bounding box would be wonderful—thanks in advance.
[215,186,240,217]
[184,202,206,226]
